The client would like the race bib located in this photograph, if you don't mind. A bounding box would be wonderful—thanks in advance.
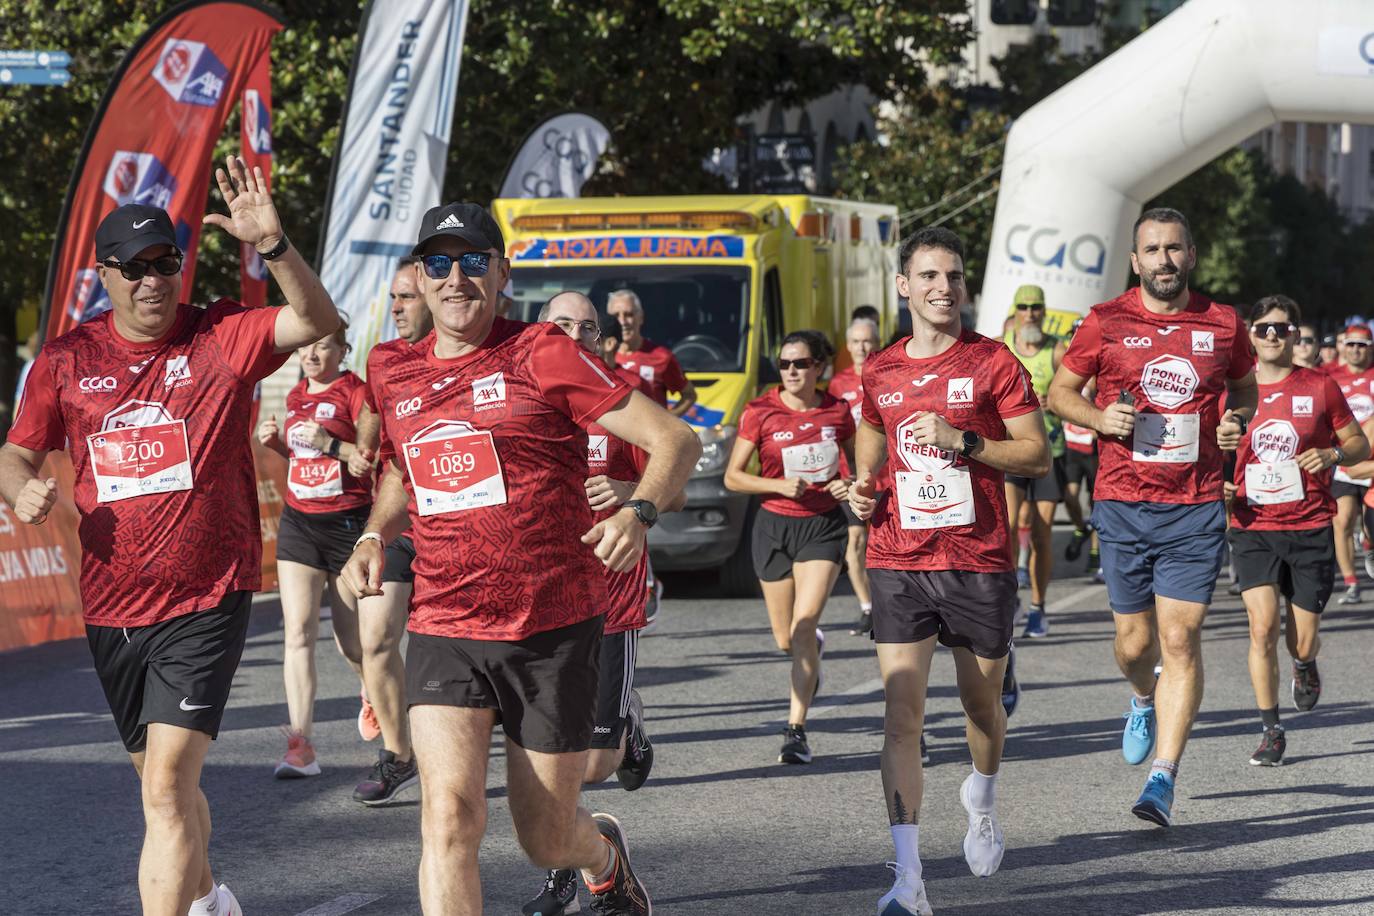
[1333,465,1371,487]
[403,422,507,517]
[288,456,343,500]
[894,466,975,530]
[1132,413,1200,463]
[782,439,839,484]
[1244,460,1303,505]
[88,420,193,503]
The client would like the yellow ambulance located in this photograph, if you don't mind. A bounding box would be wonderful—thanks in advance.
[494,194,901,593]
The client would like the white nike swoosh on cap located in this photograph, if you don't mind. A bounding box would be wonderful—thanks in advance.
[132,218,154,229]
[179,698,212,711]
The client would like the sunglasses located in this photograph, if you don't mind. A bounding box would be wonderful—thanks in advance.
[1346,340,1371,348]
[1297,336,1315,345]
[778,357,817,371]
[1015,303,1045,311]
[102,254,182,282]
[1251,322,1296,339]
[421,252,492,280]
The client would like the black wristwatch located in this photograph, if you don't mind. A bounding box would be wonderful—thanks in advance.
[327,437,342,458]
[258,234,290,262]
[623,499,659,528]
[960,430,981,458]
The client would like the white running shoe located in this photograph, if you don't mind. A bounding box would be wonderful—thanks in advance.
[813,627,825,700]
[877,862,933,915]
[1364,549,1374,582]
[217,883,244,916]
[959,774,1005,877]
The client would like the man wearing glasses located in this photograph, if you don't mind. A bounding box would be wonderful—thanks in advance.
[1,157,340,915]
[1323,323,1374,604]
[341,203,699,916]
[1048,207,1257,828]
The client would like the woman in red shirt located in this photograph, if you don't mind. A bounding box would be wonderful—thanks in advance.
[726,330,856,766]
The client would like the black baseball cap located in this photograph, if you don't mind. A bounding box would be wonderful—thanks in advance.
[412,203,505,256]
[96,204,178,263]
[1322,334,1338,347]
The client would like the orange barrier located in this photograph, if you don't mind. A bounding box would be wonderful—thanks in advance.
[0,446,288,653]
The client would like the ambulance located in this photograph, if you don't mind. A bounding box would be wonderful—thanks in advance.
[494,195,901,593]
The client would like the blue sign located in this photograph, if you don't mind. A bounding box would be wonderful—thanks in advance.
[0,50,70,68]
[0,67,69,86]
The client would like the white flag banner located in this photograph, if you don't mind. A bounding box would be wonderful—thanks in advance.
[498,111,610,200]
[317,0,469,371]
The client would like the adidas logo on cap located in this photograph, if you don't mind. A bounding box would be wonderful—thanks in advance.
[435,214,464,231]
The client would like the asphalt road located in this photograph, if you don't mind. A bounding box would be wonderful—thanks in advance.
[3,554,1374,915]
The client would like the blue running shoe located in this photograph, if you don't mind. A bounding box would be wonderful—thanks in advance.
[1131,772,1174,826]
[1022,609,1048,639]
[1016,566,1031,589]
[1122,698,1156,765]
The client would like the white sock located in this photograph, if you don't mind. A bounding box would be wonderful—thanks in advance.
[966,767,998,811]
[860,602,872,613]
[187,886,218,916]
[890,824,921,878]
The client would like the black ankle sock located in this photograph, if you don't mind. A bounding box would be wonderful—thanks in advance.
[1261,706,1281,728]
[1294,659,1314,671]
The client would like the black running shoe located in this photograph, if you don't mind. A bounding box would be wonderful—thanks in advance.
[1249,725,1286,766]
[1001,645,1020,719]
[1065,528,1088,562]
[779,724,812,764]
[920,731,930,766]
[616,689,654,792]
[586,814,650,915]
[352,749,419,806]
[523,868,580,915]
[850,612,873,637]
[1292,660,1321,712]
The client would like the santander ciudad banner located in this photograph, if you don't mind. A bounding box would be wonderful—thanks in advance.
[316,0,470,371]
[39,0,284,344]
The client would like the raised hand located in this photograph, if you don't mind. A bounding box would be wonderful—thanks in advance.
[202,154,283,251]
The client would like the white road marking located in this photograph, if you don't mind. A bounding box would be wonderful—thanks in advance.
[0,712,106,730]
[292,894,384,916]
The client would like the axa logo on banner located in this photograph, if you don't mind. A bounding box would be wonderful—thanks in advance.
[103,151,178,209]
[243,89,271,153]
[1250,419,1300,462]
[1140,356,1199,408]
[1004,224,1106,276]
[65,268,111,324]
[153,38,228,107]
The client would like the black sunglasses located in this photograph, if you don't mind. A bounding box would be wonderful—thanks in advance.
[1015,303,1044,311]
[1251,322,1296,339]
[1346,340,1371,348]
[102,253,182,282]
[1297,336,1315,345]
[421,252,492,280]
[778,357,817,371]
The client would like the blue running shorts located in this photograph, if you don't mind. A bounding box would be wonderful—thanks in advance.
[1091,500,1226,613]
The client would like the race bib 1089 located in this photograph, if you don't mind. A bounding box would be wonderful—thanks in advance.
[404,421,507,517]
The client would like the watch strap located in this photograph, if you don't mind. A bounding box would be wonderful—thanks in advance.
[258,235,290,262]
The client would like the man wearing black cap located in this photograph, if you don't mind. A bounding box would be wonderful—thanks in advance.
[1,155,340,916]
[341,203,699,915]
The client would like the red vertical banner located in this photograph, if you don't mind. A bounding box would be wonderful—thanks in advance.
[39,1,284,343]
[239,49,273,310]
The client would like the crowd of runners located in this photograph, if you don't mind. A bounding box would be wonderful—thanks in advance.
[4,153,1373,916]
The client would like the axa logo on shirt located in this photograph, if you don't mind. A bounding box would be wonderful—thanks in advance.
[103,151,178,209]
[1140,355,1199,408]
[638,365,655,382]
[1123,336,1153,349]
[395,397,423,418]
[821,426,837,441]
[243,89,271,154]
[946,377,973,408]
[1292,396,1314,416]
[587,435,608,463]
[314,403,336,420]
[152,39,227,107]
[1250,419,1300,462]
[473,372,507,410]
[163,356,192,389]
[876,392,904,408]
[1192,331,1214,354]
[79,376,118,392]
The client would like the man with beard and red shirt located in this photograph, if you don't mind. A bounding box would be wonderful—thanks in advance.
[1321,323,1374,604]
[1048,207,1258,828]
[848,227,1048,916]
[1227,295,1367,766]
[340,204,699,916]
[521,291,688,916]
[0,157,340,915]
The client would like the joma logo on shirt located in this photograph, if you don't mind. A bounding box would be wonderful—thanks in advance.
[473,371,506,410]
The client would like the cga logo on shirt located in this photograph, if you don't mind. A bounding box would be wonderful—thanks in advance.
[1250,419,1299,462]
[473,371,507,410]
[1123,336,1153,349]
[1140,356,1198,409]
[772,431,795,441]
[395,397,423,418]
[876,392,904,408]
[1292,396,1313,416]
[79,376,118,392]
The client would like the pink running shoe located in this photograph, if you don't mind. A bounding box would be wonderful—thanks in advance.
[274,729,321,779]
[358,691,381,742]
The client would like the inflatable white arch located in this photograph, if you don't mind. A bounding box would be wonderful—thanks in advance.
[976,0,1374,336]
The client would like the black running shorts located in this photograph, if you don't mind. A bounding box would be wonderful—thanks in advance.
[1006,456,1066,503]
[1229,526,1335,614]
[382,533,417,585]
[276,504,370,574]
[592,629,639,749]
[1063,450,1097,489]
[868,569,1017,659]
[751,507,847,582]
[406,615,603,753]
[86,591,252,753]
[1330,480,1368,502]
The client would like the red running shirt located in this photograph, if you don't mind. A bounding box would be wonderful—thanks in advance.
[283,371,372,514]
[1061,289,1253,505]
[615,339,689,407]
[1232,368,1354,531]
[828,366,865,425]
[860,330,1038,573]
[373,318,633,641]
[586,420,650,634]
[7,300,287,627]
[738,388,856,518]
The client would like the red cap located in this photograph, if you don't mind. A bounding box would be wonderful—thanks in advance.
[1344,324,1372,339]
